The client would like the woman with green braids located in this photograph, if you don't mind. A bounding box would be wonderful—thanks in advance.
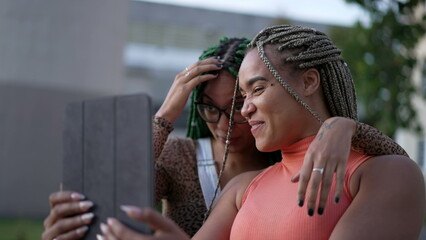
[43,36,408,240]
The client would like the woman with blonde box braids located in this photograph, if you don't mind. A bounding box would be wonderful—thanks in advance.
[100,25,424,240]
[43,35,410,240]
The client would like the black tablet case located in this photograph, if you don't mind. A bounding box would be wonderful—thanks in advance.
[62,93,153,238]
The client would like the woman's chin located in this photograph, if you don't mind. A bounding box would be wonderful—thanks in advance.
[256,141,278,153]
[255,142,268,152]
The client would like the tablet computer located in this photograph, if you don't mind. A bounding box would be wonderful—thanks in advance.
[62,93,153,238]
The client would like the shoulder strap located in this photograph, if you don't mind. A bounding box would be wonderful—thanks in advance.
[196,138,221,208]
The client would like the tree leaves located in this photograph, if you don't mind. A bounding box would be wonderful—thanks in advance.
[333,0,425,136]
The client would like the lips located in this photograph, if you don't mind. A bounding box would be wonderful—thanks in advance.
[248,120,265,135]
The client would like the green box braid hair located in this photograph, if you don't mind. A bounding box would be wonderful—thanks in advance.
[186,37,251,139]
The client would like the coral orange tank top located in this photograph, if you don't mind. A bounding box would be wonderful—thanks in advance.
[230,136,371,240]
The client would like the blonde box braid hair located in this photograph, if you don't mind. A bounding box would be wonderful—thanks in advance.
[248,25,358,121]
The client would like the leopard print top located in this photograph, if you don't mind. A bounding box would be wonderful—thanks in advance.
[153,116,206,236]
[351,122,408,157]
[152,116,407,237]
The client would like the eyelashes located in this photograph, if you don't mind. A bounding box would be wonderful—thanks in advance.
[240,85,266,99]
[253,86,265,95]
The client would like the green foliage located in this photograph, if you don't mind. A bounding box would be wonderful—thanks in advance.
[334,0,425,136]
[0,218,43,240]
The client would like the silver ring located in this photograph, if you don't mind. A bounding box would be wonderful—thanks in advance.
[185,71,190,77]
[312,168,324,174]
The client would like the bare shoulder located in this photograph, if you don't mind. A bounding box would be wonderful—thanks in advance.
[354,154,425,221]
[223,170,263,191]
[332,155,426,239]
[349,155,425,217]
[352,155,424,195]
[358,154,423,182]
[220,169,264,210]
[194,170,264,240]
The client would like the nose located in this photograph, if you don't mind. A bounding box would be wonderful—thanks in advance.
[241,98,255,120]
[217,111,232,131]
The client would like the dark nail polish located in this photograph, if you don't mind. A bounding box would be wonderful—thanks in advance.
[308,208,314,216]
[216,64,223,68]
[215,56,220,59]
[318,208,324,215]
[298,200,304,207]
[335,197,340,203]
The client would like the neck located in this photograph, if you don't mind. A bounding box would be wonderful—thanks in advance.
[303,92,332,136]
[226,150,268,172]
[211,138,268,186]
[295,110,325,142]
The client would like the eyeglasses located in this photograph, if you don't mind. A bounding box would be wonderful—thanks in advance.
[195,102,247,124]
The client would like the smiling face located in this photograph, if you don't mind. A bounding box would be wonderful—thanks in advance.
[199,70,256,153]
[239,48,315,152]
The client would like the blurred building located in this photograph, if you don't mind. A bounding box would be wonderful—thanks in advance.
[394,3,426,173]
[124,1,330,134]
[395,34,426,173]
[0,0,128,218]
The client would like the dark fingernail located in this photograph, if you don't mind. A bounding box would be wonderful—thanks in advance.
[298,200,304,207]
[216,64,223,68]
[308,208,314,216]
[335,197,340,203]
[215,56,220,59]
[318,208,324,215]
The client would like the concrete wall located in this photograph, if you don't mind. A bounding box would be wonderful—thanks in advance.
[0,0,128,218]
[0,84,102,218]
[0,0,127,93]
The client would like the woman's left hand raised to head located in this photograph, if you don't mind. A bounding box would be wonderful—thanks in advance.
[98,206,189,240]
[291,117,356,216]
